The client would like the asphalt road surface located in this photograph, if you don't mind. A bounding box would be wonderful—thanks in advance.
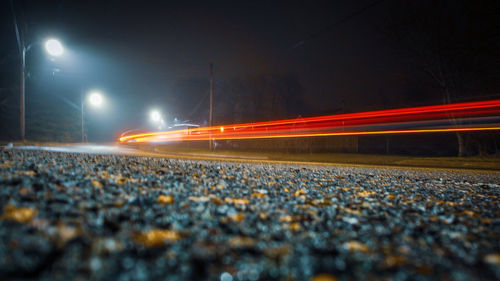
[0,148,499,281]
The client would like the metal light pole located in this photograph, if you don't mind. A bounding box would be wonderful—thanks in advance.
[82,91,104,143]
[81,92,85,142]
[209,62,214,150]
[20,46,25,140]
[17,39,63,140]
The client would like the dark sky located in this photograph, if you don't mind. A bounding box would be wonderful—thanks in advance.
[3,0,491,141]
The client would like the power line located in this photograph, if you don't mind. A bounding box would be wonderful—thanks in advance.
[9,0,23,55]
[291,0,385,49]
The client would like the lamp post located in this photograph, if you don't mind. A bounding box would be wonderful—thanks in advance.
[19,38,64,140]
[81,91,103,142]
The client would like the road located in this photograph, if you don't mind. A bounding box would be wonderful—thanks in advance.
[0,146,499,280]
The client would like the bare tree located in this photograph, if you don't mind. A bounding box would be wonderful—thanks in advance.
[384,0,500,156]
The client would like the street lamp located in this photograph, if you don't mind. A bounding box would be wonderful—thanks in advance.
[19,38,65,140]
[89,92,103,107]
[150,110,166,130]
[81,91,104,142]
[44,39,64,57]
[150,110,161,122]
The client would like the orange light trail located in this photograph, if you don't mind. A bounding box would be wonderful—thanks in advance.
[119,99,500,143]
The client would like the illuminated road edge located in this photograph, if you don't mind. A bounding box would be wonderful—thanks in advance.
[119,99,500,143]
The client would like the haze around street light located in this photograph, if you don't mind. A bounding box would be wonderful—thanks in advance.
[44,39,64,57]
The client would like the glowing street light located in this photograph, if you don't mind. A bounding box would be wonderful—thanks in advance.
[44,39,64,56]
[88,91,103,107]
[150,110,161,122]
[81,90,106,142]
[149,110,167,130]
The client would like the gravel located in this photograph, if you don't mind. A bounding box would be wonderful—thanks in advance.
[0,149,499,281]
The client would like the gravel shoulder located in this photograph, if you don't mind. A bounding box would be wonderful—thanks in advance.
[0,149,499,281]
[151,145,500,171]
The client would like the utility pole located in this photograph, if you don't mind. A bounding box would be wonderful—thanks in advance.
[209,62,214,150]
[10,0,25,140]
[81,92,85,143]
[20,46,25,140]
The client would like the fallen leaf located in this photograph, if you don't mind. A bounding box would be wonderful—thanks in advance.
[263,244,291,258]
[91,180,102,188]
[481,218,492,224]
[189,196,210,202]
[251,192,267,198]
[280,215,293,223]
[289,222,301,231]
[459,210,478,217]
[294,189,307,197]
[356,191,377,197]
[18,187,32,195]
[343,208,362,216]
[215,184,226,190]
[309,273,339,281]
[343,241,370,253]
[56,224,80,244]
[211,197,223,205]
[224,198,250,205]
[0,162,13,168]
[1,205,37,223]
[229,213,245,222]
[229,236,255,248]
[18,170,36,177]
[382,255,407,268]
[309,198,333,207]
[158,195,174,205]
[134,229,181,247]
[116,177,128,185]
[484,253,500,266]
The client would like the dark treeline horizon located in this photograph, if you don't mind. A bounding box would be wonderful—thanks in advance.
[1,0,499,155]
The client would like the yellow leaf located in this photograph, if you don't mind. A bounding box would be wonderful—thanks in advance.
[294,189,307,197]
[229,213,245,222]
[0,162,13,168]
[224,198,249,205]
[229,236,255,247]
[343,241,370,253]
[289,222,301,231]
[188,196,210,202]
[1,205,37,223]
[309,273,339,281]
[484,253,500,266]
[18,171,36,177]
[91,180,102,188]
[133,229,181,247]
[251,192,267,198]
[280,215,293,223]
[158,195,174,205]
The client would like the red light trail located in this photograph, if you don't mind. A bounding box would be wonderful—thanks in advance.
[119,99,500,143]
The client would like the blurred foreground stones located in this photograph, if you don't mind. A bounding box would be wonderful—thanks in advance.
[0,150,499,280]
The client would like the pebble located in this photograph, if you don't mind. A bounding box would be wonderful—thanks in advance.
[0,149,498,280]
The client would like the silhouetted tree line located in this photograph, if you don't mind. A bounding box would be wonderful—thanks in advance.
[385,0,500,156]
[214,73,306,124]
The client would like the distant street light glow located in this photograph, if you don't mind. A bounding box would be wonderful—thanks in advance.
[44,39,64,56]
[150,110,161,122]
[88,92,103,107]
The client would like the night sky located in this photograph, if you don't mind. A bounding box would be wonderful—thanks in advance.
[1,0,498,141]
